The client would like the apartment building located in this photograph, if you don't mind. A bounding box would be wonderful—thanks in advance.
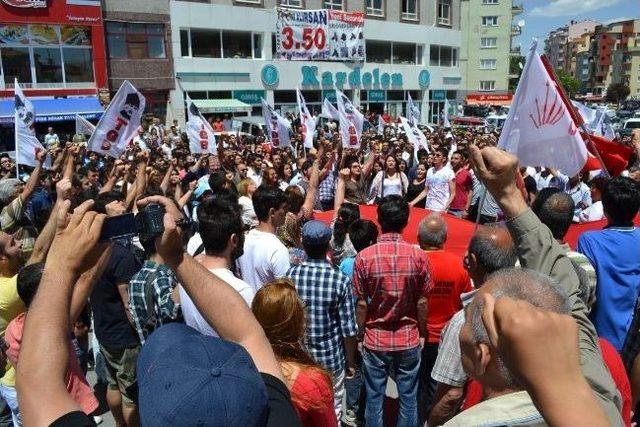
[169,0,463,124]
[458,0,522,107]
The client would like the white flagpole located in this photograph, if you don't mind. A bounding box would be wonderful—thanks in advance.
[14,79,19,178]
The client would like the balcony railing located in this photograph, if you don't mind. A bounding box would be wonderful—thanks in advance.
[511,25,522,36]
[512,3,523,15]
[510,46,522,55]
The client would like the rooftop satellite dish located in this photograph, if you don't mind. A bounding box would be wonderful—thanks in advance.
[517,19,525,28]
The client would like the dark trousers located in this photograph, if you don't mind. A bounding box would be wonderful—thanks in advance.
[418,342,440,425]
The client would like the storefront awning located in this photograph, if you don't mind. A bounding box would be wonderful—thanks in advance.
[465,93,513,106]
[193,99,252,114]
[0,97,103,124]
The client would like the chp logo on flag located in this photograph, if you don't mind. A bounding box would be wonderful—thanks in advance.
[528,82,578,136]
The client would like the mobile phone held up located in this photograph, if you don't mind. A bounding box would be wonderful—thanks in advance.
[99,203,166,242]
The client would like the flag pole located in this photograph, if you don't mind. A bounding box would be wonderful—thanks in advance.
[13,81,18,179]
[540,55,610,177]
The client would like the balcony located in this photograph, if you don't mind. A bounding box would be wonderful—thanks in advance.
[510,46,521,55]
[512,3,523,15]
[511,25,522,36]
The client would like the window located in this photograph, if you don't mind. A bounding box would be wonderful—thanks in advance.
[180,29,190,56]
[324,0,343,9]
[482,0,499,3]
[253,33,262,59]
[437,0,451,25]
[235,0,261,3]
[429,45,458,67]
[280,0,302,7]
[105,22,167,59]
[222,31,252,58]
[392,42,417,64]
[480,80,495,91]
[480,59,496,69]
[191,29,221,58]
[33,48,63,83]
[481,37,497,48]
[482,16,498,26]
[63,48,93,82]
[402,0,418,21]
[2,48,32,84]
[366,0,384,16]
[366,40,391,63]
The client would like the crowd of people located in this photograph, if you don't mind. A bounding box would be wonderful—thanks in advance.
[0,109,638,427]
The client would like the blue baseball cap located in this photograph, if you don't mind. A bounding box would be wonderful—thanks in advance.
[302,220,332,246]
[137,323,268,427]
[194,181,212,200]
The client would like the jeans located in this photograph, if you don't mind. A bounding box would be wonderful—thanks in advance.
[362,346,421,427]
[331,368,345,422]
[447,209,464,218]
[345,349,365,420]
[0,385,21,427]
[417,343,440,424]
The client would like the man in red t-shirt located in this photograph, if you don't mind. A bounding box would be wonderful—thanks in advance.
[448,151,473,218]
[416,213,473,423]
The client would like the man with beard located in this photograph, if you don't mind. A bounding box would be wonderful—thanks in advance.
[180,191,255,336]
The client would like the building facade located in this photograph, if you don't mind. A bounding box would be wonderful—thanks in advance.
[169,0,463,125]
[102,0,175,118]
[593,19,640,97]
[458,0,522,105]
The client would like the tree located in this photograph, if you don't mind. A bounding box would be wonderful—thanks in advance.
[555,69,580,98]
[605,82,630,104]
[509,55,525,92]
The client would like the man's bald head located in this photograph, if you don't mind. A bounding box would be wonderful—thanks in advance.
[418,213,447,249]
[531,188,574,241]
[461,268,570,390]
[466,225,517,286]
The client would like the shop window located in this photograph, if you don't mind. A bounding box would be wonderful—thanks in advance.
[1,47,31,84]
[33,48,63,83]
[402,0,418,21]
[366,40,391,64]
[106,22,167,59]
[387,90,404,101]
[437,0,451,26]
[63,48,94,82]
[222,31,252,58]
[366,0,384,17]
[274,90,297,103]
[392,42,416,64]
[191,29,221,58]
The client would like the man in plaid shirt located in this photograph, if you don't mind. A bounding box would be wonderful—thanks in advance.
[353,195,432,427]
[287,220,357,422]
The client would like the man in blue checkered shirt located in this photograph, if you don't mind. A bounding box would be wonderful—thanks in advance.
[286,220,357,422]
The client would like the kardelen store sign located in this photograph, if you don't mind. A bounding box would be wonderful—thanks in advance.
[1,0,47,8]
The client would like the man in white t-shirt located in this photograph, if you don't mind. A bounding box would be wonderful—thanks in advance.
[44,127,59,149]
[179,192,255,337]
[236,186,289,293]
[409,147,456,212]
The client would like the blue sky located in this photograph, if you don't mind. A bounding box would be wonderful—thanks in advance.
[516,0,640,51]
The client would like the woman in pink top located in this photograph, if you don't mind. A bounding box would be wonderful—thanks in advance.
[252,279,337,427]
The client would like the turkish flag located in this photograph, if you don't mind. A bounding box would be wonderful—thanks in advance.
[581,132,634,176]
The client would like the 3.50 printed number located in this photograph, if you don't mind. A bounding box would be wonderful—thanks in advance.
[281,27,326,50]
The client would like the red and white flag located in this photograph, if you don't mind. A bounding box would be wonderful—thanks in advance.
[336,89,363,149]
[186,94,216,155]
[14,79,46,168]
[499,41,587,177]
[261,98,292,148]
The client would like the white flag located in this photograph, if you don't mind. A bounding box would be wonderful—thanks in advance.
[261,98,292,148]
[378,116,385,136]
[498,41,587,177]
[443,99,451,128]
[186,95,216,155]
[296,88,316,149]
[400,117,429,161]
[336,89,363,149]
[88,80,146,158]
[407,93,421,126]
[75,114,96,137]
[321,98,339,120]
[14,79,45,168]
[571,100,597,126]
